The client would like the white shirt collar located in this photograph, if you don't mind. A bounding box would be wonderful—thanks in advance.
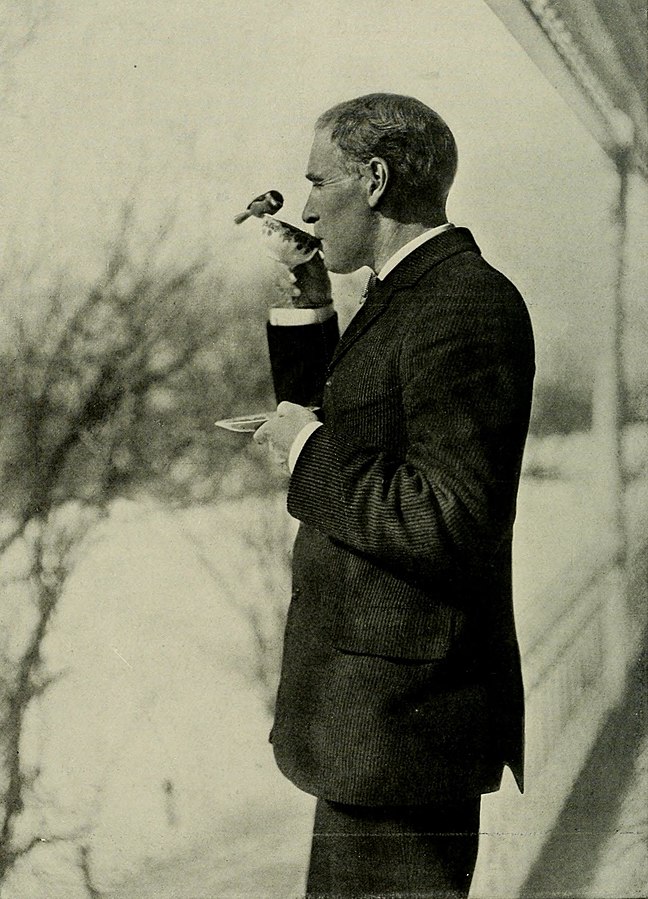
[377,222,455,281]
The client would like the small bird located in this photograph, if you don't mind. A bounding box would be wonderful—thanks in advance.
[234,189,284,224]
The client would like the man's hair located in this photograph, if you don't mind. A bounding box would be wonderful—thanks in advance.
[317,93,458,222]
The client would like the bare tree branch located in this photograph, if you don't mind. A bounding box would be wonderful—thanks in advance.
[0,200,280,889]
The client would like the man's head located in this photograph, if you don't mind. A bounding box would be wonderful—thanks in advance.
[302,93,458,273]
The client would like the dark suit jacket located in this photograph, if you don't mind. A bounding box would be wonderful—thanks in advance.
[267,227,535,805]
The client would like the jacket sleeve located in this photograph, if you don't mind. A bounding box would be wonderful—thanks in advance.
[286,278,535,583]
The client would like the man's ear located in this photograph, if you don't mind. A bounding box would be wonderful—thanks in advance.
[366,157,389,208]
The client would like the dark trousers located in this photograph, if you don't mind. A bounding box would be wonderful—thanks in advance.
[306,797,481,898]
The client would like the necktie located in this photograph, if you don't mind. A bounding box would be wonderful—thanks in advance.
[344,271,380,338]
[361,272,378,305]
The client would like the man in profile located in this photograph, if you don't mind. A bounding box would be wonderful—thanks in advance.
[255,93,535,898]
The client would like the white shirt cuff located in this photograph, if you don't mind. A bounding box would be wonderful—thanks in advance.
[269,305,335,326]
[288,421,323,473]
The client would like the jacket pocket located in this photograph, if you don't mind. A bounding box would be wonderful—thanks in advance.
[333,585,465,662]
[331,547,466,662]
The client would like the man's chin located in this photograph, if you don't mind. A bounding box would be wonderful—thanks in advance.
[321,256,354,276]
[319,245,364,275]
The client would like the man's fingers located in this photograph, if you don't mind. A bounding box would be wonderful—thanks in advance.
[253,420,271,444]
[277,401,303,416]
[254,403,315,467]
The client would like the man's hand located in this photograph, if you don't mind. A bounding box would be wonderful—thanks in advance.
[271,253,332,309]
[254,401,318,470]
[290,253,332,308]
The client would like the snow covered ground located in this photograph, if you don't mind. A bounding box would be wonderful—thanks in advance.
[589,739,648,899]
[1,497,313,898]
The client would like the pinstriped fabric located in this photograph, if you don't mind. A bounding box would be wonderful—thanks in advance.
[306,797,481,897]
[268,227,535,805]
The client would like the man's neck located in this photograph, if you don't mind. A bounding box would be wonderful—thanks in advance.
[371,218,447,273]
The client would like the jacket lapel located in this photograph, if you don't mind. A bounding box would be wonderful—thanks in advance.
[330,277,392,367]
[329,227,480,371]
